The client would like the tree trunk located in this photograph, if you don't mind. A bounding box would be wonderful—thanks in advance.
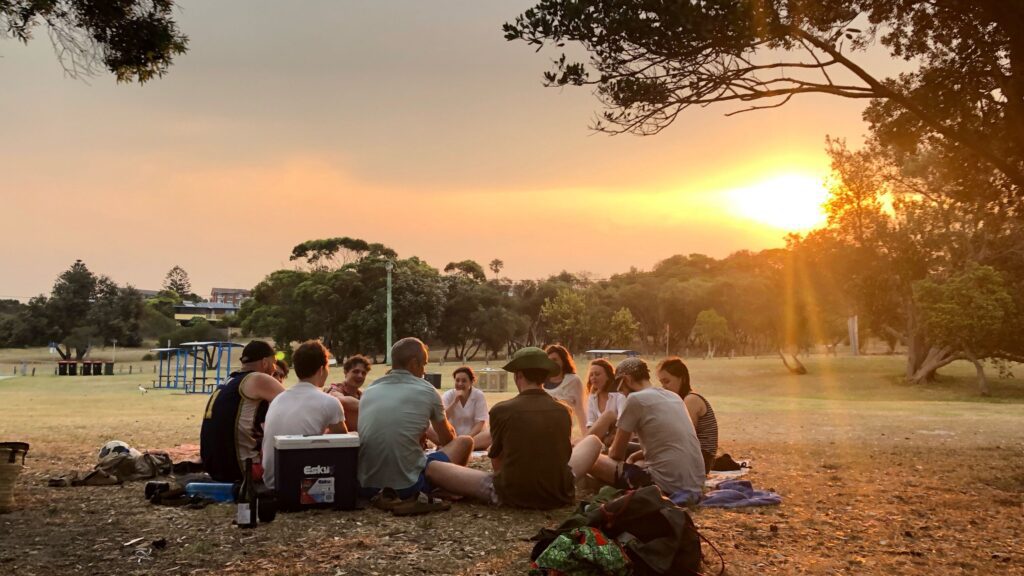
[905,305,930,381]
[779,350,807,375]
[964,350,991,396]
[908,345,960,384]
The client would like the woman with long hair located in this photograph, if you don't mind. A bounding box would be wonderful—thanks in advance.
[584,359,624,445]
[544,344,588,437]
[656,357,718,473]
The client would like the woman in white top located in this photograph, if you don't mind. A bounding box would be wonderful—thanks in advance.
[585,358,624,446]
[544,344,588,437]
[427,366,491,450]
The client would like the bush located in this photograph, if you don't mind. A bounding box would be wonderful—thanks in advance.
[141,353,155,361]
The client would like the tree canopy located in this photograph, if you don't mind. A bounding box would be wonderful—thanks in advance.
[289,237,397,270]
[162,265,192,298]
[505,0,1024,194]
[1,0,188,82]
[0,260,145,358]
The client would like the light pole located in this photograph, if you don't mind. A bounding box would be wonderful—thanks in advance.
[385,260,394,364]
[112,339,118,364]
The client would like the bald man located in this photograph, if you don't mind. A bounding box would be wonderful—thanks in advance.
[357,337,473,500]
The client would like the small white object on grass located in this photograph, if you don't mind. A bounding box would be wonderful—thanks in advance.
[138,385,147,394]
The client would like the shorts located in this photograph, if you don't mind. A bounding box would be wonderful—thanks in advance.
[360,451,451,500]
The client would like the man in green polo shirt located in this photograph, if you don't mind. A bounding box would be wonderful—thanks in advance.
[426,347,604,509]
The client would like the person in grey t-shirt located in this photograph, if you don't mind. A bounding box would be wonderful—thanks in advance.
[584,357,706,495]
[357,337,474,499]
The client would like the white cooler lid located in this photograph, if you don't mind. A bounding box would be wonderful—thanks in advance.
[274,433,360,450]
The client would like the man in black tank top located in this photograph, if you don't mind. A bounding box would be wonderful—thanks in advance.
[200,341,286,483]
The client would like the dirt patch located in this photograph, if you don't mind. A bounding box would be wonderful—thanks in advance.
[3,357,1023,574]
[3,439,1023,575]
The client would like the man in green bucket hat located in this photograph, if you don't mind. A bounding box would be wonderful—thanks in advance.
[425,347,605,508]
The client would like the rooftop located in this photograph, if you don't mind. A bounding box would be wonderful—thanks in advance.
[177,301,240,311]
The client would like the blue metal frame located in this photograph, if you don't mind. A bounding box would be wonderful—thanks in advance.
[151,348,187,390]
[180,342,243,394]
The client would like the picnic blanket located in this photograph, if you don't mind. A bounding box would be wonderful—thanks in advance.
[698,479,782,509]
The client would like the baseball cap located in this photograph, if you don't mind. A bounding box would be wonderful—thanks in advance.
[614,357,649,382]
[240,340,275,363]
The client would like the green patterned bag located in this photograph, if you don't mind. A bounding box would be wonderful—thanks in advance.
[529,526,632,576]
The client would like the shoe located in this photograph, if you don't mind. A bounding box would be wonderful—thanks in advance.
[391,493,451,516]
[370,487,403,511]
[145,481,172,500]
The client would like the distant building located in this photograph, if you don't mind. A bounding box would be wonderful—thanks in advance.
[174,301,239,325]
[210,287,251,306]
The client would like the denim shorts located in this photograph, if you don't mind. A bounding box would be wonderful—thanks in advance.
[360,451,451,500]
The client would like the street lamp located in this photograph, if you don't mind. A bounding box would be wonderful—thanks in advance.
[385,260,394,364]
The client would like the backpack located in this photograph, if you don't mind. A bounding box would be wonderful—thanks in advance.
[532,486,719,575]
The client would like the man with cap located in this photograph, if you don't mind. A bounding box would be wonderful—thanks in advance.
[200,340,286,483]
[425,347,605,509]
[586,357,706,496]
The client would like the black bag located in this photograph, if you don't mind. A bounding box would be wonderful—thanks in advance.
[532,486,715,575]
[711,453,747,472]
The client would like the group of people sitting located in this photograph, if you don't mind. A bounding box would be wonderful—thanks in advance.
[199,336,718,509]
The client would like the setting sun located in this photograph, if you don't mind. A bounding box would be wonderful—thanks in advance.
[726,173,829,232]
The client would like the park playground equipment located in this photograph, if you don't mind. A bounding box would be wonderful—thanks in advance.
[151,341,242,393]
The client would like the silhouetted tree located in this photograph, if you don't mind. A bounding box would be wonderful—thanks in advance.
[162,265,192,298]
[1,0,188,82]
[505,1,1024,194]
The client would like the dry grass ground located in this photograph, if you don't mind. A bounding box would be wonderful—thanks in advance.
[1,353,1023,575]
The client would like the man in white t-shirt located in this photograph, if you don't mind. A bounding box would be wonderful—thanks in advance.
[262,340,347,490]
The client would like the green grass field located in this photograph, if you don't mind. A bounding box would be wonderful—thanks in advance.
[1,351,1022,575]
[2,352,1021,460]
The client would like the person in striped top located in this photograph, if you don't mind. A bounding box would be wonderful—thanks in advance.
[657,357,719,474]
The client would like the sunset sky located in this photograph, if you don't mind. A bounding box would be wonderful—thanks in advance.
[0,1,897,300]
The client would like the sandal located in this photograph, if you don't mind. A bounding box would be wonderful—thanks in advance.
[391,493,451,516]
[370,487,404,511]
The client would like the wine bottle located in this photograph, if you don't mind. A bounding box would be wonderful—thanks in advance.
[235,458,258,529]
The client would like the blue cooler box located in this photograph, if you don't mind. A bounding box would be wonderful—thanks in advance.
[273,433,360,511]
